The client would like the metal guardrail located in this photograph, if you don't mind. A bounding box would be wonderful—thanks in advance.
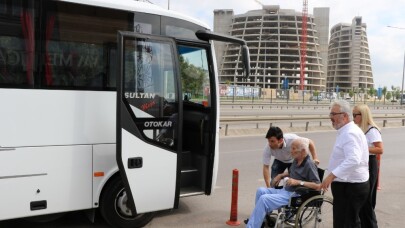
[220,114,405,122]
[220,115,405,136]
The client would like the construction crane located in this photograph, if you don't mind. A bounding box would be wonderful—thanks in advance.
[254,0,264,6]
[300,0,308,90]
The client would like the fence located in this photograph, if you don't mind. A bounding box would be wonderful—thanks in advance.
[220,118,405,136]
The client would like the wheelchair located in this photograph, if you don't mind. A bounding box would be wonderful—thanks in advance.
[264,168,333,228]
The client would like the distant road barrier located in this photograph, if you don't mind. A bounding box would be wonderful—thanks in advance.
[220,114,405,136]
[220,114,405,122]
[221,103,405,110]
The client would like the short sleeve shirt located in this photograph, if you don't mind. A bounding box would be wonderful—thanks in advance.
[365,125,382,155]
[263,134,307,165]
[285,155,320,192]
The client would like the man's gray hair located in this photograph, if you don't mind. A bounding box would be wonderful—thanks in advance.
[293,137,309,154]
[331,100,353,121]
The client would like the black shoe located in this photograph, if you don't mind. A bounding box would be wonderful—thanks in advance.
[265,214,276,228]
[244,218,267,227]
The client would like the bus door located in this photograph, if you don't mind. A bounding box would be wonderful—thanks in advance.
[177,44,217,196]
[116,31,181,213]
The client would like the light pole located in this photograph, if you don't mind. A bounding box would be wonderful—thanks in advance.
[387,26,405,106]
[401,51,405,105]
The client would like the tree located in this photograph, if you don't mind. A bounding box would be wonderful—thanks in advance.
[368,87,374,96]
[386,91,392,101]
[349,90,354,98]
[368,88,376,99]
[395,90,401,100]
[179,56,208,99]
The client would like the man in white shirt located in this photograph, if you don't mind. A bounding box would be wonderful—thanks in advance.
[320,100,370,228]
[262,126,319,188]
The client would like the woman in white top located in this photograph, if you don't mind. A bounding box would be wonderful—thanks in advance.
[353,104,383,228]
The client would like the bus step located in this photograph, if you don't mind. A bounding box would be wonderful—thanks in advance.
[180,168,198,188]
[180,186,204,197]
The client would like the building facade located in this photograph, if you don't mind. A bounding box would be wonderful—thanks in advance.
[214,5,329,91]
[327,16,374,93]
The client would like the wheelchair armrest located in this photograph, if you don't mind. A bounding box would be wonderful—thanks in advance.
[290,188,322,207]
[294,187,320,195]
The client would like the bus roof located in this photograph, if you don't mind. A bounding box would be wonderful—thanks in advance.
[59,0,210,30]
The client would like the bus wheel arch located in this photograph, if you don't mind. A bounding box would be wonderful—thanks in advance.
[99,174,154,228]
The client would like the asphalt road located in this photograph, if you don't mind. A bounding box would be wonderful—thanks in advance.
[2,127,404,227]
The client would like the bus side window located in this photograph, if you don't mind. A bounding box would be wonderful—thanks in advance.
[0,1,36,87]
[178,46,210,107]
[41,1,132,90]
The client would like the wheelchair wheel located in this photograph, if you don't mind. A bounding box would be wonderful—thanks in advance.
[294,195,333,228]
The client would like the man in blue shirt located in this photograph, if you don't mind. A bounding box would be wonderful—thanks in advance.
[247,137,321,228]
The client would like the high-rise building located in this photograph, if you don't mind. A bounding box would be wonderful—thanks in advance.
[214,5,329,91]
[327,16,374,93]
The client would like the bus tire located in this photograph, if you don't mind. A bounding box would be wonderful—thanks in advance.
[100,176,154,228]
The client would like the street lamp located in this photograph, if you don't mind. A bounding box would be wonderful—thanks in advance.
[387,26,405,106]
[401,51,405,105]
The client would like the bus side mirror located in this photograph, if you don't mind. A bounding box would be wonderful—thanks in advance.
[241,45,250,78]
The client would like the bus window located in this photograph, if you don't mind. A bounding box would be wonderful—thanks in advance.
[162,16,204,41]
[41,1,132,90]
[133,12,161,35]
[178,45,210,107]
[123,37,179,148]
[0,0,36,87]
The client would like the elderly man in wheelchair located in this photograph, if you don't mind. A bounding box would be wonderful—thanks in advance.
[246,137,333,228]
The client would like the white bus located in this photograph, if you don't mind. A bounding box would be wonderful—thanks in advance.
[0,0,250,227]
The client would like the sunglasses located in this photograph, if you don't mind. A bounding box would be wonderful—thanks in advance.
[353,113,362,118]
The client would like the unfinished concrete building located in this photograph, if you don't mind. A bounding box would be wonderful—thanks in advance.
[327,16,374,93]
[214,5,329,91]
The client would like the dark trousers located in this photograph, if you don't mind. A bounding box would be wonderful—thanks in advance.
[270,159,292,179]
[359,156,379,228]
[331,181,369,228]
[369,155,378,209]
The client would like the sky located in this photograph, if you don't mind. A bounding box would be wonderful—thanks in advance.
[151,0,405,90]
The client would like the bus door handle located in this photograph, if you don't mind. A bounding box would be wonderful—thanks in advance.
[128,157,143,169]
[0,147,16,151]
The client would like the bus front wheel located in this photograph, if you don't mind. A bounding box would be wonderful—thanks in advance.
[100,176,154,228]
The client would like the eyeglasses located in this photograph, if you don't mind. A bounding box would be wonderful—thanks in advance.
[329,112,344,117]
[353,113,362,118]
